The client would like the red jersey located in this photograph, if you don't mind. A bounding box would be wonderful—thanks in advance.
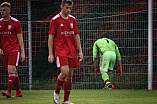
[49,13,79,58]
[0,17,22,53]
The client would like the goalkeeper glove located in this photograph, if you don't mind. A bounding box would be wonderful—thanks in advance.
[94,64,100,77]
[116,65,122,77]
[95,68,100,76]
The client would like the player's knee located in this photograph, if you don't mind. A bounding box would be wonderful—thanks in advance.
[60,68,69,78]
[60,74,67,79]
[63,69,69,75]
[8,65,16,73]
[66,73,73,79]
[100,70,107,75]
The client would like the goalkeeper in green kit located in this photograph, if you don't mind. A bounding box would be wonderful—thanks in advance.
[93,33,122,89]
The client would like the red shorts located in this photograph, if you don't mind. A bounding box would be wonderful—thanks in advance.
[2,52,20,69]
[56,56,80,68]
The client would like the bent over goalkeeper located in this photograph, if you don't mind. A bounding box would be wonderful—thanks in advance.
[93,33,122,89]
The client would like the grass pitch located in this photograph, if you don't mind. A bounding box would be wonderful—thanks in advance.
[0,90,157,104]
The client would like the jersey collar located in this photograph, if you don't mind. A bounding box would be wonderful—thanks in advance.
[59,13,69,19]
[3,16,11,21]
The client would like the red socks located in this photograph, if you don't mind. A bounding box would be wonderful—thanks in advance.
[14,74,21,93]
[7,73,16,93]
[105,79,109,83]
[55,75,65,94]
[55,75,72,101]
[64,79,72,101]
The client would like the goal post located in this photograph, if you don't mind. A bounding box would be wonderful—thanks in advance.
[148,0,153,90]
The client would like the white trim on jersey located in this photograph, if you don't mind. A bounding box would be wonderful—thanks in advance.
[52,14,60,20]
[0,18,3,21]
[56,56,60,68]
[11,17,18,22]
[16,52,20,66]
[69,14,76,20]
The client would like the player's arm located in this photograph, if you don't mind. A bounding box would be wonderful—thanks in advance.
[48,34,54,63]
[115,45,122,65]
[115,45,122,77]
[17,33,25,62]
[93,42,99,68]
[0,42,4,55]
[93,41,99,76]
[75,34,83,61]
[93,41,98,64]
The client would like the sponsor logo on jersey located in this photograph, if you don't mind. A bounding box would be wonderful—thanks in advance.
[8,25,12,30]
[70,23,73,28]
[0,31,12,35]
[61,31,74,36]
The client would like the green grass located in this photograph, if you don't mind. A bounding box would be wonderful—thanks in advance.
[0,90,157,104]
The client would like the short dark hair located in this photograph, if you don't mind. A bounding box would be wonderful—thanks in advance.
[0,2,11,8]
[62,0,73,6]
[100,32,109,38]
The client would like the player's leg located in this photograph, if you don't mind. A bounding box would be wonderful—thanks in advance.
[100,51,112,89]
[63,67,73,103]
[1,55,10,97]
[12,72,22,97]
[62,58,79,104]
[107,70,113,83]
[2,65,16,98]
[54,65,69,104]
[107,70,114,89]
[7,65,16,93]
[2,52,20,98]
[108,52,116,89]
[56,65,69,94]
[9,52,22,97]
[100,53,110,83]
[108,51,116,83]
[54,56,69,104]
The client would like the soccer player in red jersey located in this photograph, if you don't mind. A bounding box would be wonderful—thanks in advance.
[0,2,25,98]
[48,0,83,104]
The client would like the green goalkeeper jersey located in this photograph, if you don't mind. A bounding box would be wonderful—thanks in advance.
[93,38,121,61]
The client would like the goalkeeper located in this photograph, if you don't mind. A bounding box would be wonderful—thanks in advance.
[93,33,122,89]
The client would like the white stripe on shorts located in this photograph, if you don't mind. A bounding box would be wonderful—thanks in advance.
[16,52,20,66]
[56,56,60,68]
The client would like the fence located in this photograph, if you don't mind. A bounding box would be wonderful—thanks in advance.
[0,0,156,90]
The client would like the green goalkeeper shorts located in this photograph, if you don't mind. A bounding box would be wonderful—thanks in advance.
[100,51,116,72]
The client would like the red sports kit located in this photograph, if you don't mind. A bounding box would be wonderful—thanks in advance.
[0,17,22,69]
[49,13,80,68]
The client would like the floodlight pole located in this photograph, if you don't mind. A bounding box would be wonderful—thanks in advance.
[148,0,153,90]
[28,0,32,90]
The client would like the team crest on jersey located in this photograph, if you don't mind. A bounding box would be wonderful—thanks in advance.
[0,25,2,28]
[70,23,73,28]
[8,25,12,30]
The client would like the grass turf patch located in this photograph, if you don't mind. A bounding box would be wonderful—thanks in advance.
[0,90,157,104]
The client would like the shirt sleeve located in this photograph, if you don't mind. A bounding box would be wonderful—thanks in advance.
[48,19,56,35]
[74,19,79,35]
[93,41,98,61]
[16,21,22,34]
[115,44,121,60]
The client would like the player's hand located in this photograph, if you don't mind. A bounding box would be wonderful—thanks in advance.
[0,49,4,55]
[117,65,122,77]
[48,54,54,63]
[79,52,83,61]
[94,62,99,76]
[20,53,25,62]
[95,68,100,76]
